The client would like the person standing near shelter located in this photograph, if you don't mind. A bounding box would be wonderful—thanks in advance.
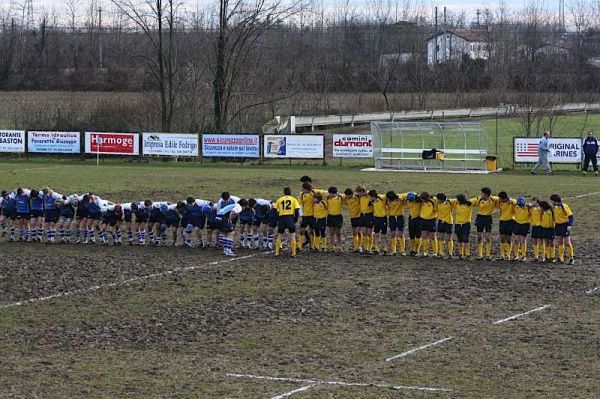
[582,131,599,176]
[531,131,553,175]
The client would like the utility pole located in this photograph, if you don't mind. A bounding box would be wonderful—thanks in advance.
[434,6,438,65]
[98,6,103,69]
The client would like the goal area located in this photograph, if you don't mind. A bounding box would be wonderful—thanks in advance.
[370,121,488,172]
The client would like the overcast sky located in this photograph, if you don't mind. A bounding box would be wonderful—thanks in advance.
[0,0,563,25]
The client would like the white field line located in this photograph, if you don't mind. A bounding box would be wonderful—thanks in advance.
[0,254,260,312]
[226,373,451,393]
[492,305,550,325]
[565,191,600,200]
[270,385,315,399]
[585,286,600,294]
[8,165,82,172]
[385,337,453,362]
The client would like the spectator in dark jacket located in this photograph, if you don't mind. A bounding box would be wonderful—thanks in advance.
[582,131,599,176]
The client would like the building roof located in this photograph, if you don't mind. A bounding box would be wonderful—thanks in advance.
[428,29,488,43]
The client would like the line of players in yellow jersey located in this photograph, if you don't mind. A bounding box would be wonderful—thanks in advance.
[272,176,575,264]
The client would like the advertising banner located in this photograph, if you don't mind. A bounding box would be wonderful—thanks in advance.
[28,131,80,154]
[0,130,25,153]
[514,137,582,163]
[202,134,260,158]
[85,132,139,155]
[143,133,198,156]
[264,135,324,158]
[332,134,373,158]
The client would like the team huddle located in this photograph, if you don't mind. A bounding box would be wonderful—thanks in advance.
[0,175,575,263]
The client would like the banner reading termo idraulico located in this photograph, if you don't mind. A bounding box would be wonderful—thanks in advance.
[28,131,80,154]
[0,130,25,153]
[333,134,373,158]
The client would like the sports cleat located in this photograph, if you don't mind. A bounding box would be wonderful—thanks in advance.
[568,258,575,265]
[476,256,484,260]
[486,256,493,261]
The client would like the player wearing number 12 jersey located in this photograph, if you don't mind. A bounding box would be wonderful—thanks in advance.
[274,187,301,257]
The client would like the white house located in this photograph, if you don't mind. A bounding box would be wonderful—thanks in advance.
[427,29,489,67]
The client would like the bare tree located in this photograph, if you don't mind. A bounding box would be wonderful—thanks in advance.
[111,0,182,131]
[211,0,312,132]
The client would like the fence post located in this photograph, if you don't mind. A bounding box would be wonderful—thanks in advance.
[25,130,29,160]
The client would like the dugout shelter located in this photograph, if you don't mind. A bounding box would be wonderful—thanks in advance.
[369,121,489,172]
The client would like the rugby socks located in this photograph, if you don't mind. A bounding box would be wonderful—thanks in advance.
[432,238,438,255]
[99,231,107,243]
[422,238,429,255]
[10,227,15,239]
[223,237,233,255]
[486,242,492,257]
[48,228,55,242]
[127,230,133,243]
[533,242,539,259]
[139,230,146,245]
[267,233,274,249]
[448,239,454,257]
[465,246,471,256]
[500,242,506,258]
[514,243,520,259]
[275,238,282,256]
[184,233,192,247]
[116,230,122,243]
[478,242,484,258]
[438,241,445,257]
[88,229,95,242]
[291,239,297,256]
[253,233,259,247]
[398,237,406,254]
[390,237,397,254]
[30,228,37,240]
[558,245,565,262]
[148,231,155,243]
[353,234,360,250]
[568,243,574,260]
[0,222,5,234]
[298,234,305,249]
[521,242,527,258]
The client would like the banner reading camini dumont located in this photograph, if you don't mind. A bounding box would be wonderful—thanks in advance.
[85,132,139,155]
[332,134,373,158]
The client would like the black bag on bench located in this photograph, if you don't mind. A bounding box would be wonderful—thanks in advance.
[422,148,438,160]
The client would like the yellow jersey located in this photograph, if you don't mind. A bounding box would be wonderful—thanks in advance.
[299,189,326,217]
[541,209,555,229]
[314,201,328,219]
[553,203,573,224]
[454,202,473,224]
[345,195,361,218]
[407,200,422,219]
[469,196,499,216]
[326,194,344,216]
[387,195,405,217]
[420,199,438,220]
[371,195,388,217]
[530,206,543,227]
[275,195,300,216]
[498,198,516,221]
[359,195,373,214]
[437,199,455,224]
[514,205,531,224]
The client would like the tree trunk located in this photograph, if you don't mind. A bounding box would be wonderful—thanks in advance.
[213,0,228,133]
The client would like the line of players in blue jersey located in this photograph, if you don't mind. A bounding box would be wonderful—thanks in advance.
[0,187,277,256]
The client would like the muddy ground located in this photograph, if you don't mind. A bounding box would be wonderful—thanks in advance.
[0,238,598,398]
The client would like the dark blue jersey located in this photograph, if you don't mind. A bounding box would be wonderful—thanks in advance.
[14,193,30,213]
[30,194,44,211]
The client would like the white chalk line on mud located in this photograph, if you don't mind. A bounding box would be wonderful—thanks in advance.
[585,286,600,294]
[565,191,600,200]
[270,384,315,399]
[226,373,452,393]
[0,253,262,312]
[492,305,550,325]
[385,337,453,362]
